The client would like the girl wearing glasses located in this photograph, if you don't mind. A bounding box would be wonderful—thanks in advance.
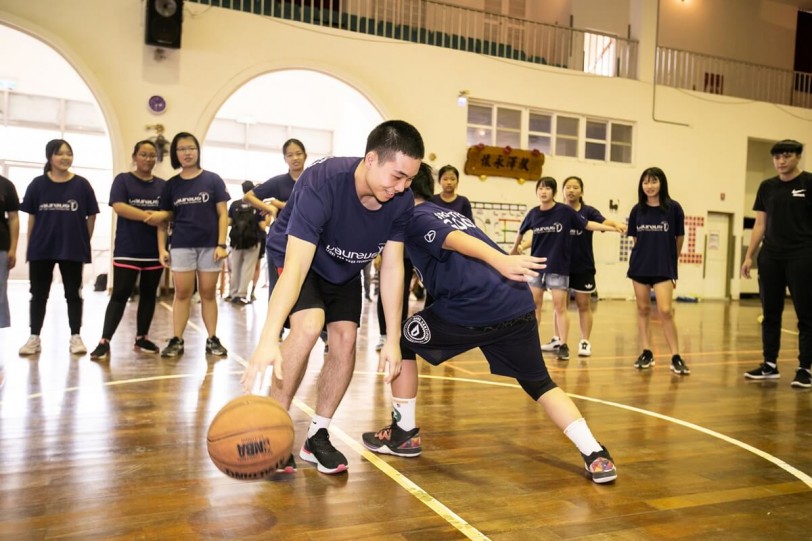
[155,132,230,358]
[89,140,167,360]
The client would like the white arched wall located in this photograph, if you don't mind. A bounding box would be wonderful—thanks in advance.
[2,0,811,299]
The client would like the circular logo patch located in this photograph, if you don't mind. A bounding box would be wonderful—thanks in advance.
[404,316,431,344]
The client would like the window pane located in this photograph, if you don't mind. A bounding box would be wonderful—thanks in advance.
[495,129,520,148]
[586,120,607,140]
[8,94,60,125]
[66,132,113,170]
[467,126,492,146]
[556,116,579,137]
[529,113,551,133]
[467,104,492,126]
[585,142,606,160]
[611,143,632,163]
[206,119,246,146]
[612,123,633,144]
[496,108,521,129]
[289,127,333,155]
[555,137,577,157]
[65,100,104,132]
[0,125,62,163]
[528,134,551,155]
[247,123,287,150]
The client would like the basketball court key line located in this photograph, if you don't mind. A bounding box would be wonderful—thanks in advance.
[405,373,812,490]
[228,353,491,541]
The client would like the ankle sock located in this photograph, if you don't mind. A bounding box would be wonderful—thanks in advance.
[392,396,416,431]
[307,415,331,438]
[563,418,602,456]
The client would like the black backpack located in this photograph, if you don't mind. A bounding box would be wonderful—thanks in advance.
[229,205,260,249]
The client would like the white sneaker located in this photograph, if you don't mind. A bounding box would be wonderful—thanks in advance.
[578,339,592,357]
[375,335,386,352]
[70,335,87,355]
[19,335,42,355]
[541,336,562,352]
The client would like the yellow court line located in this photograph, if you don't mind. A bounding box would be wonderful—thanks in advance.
[228,354,491,541]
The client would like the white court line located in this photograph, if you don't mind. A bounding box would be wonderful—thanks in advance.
[407,373,812,490]
[228,353,491,541]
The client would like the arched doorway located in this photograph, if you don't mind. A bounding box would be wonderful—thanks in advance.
[202,69,384,200]
[0,24,112,282]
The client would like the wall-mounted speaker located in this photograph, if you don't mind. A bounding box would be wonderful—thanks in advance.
[145,0,183,49]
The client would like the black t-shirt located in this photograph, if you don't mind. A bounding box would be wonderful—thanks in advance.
[0,175,21,251]
[753,171,812,259]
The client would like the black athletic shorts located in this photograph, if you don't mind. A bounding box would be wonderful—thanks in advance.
[569,271,597,293]
[283,268,362,326]
[628,275,673,287]
[401,306,551,380]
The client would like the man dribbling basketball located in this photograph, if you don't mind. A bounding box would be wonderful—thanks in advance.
[241,120,424,474]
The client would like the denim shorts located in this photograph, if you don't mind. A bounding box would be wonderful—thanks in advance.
[528,272,569,291]
[169,247,222,272]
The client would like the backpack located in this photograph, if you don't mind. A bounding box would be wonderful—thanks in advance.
[229,205,260,249]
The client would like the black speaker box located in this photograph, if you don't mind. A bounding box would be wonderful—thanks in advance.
[145,0,183,49]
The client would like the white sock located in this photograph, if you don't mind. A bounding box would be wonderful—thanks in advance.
[563,418,602,456]
[392,396,416,430]
[307,415,331,438]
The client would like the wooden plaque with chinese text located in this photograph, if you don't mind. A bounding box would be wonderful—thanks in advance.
[464,145,544,180]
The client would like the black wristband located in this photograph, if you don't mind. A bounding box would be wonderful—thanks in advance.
[216,244,227,249]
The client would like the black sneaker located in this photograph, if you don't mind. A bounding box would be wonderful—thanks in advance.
[133,336,160,353]
[362,415,422,457]
[790,367,811,388]
[634,349,654,369]
[89,341,110,361]
[744,362,780,380]
[299,428,348,474]
[275,454,297,473]
[557,343,571,361]
[205,336,228,356]
[671,355,690,375]
[161,336,185,357]
[581,445,617,484]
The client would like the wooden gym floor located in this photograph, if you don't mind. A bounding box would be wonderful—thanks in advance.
[0,281,810,540]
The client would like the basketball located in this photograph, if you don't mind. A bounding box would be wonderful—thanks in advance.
[207,395,294,480]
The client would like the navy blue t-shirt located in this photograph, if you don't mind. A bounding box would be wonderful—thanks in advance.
[253,172,296,203]
[627,201,685,279]
[569,204,605,274]
[20,174,100,263]
[159,170,229,248]
[753,171,812,259]
[268,157,414,284]
[407,202,535,327]
[429,194,473,220]
[109,172,166,260]
[519,203,587,275]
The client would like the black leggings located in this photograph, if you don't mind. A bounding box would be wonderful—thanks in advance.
[29,260,84,335]
[101,263,164,340]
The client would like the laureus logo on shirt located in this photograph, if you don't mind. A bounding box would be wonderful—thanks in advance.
[129,197,160,208]
[39,199,79,212]
[434,210,476,231]
[404,315,431,344]
[533,222,563,234]
[569,229,583,236]
[637,221,669,232]
[325,243,385,264]
[174,192,210,206]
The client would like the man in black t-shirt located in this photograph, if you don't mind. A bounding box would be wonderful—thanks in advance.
[742,139,812,388]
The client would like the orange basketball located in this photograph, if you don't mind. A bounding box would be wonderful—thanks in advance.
[207,395,294,480]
